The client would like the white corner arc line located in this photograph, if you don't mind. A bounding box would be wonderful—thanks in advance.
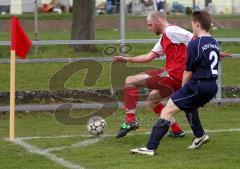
[8,138,90,169]
[45,138,100,153]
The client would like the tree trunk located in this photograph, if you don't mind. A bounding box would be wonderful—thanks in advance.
[193,0,196,10]
[71,0,95,51]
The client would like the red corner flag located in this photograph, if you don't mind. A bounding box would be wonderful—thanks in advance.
[11,16,32,59]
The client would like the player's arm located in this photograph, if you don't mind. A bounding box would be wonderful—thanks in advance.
[182,70,193,86]
[113,39,164,63]
[220,50,231,59]
[182,41,195,86]
[113,51,160,63]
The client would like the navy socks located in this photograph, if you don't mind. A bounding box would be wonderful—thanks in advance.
[185,109,204,138]
[146,119,171,150]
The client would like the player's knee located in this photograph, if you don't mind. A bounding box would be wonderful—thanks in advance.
[125,76,131,85]
[147,95,159,109]
[147,99,159,109]
[125,76,135,87]
[161,107,167,114]
[147,101,158,109]
[154,118,171,127]
[160,107,171,119]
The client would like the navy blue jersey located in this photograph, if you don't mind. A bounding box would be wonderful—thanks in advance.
[186,36,220,80]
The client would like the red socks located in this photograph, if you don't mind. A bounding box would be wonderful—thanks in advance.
[153,103,183,133]
[170,122,182,133]
[126,113,135,123]
[153,103,165,116]
[124,87,138,123]
[124,87,138,110]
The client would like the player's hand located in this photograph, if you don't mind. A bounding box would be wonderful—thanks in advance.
[220,50,231,59]
[113,55,128,63]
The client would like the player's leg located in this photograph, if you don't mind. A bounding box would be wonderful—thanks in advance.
[185,109,209,149]
[147,90,185,137]
[186,80,218,149]
[185,109,205,138]
[130,98,180,155]
[130,81,198,155]
[146,69,185,137]
[123,69,176,123]
[123,72,149,122]
[146,99,180,150]
[146,89,164,116]
[116,72,149,138]
[130,80,216,154]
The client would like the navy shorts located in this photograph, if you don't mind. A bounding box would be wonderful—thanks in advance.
[171,79,218,111]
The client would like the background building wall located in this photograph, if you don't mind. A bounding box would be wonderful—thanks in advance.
[0,0,240,14]
[10,0,22,14]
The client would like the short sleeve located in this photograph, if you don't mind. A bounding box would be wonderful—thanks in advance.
[151,38,164,55]
[166,26,193,46]
[186,41,196,71]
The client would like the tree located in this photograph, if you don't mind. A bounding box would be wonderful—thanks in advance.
[71,0,95,51]
[192,0,196,11]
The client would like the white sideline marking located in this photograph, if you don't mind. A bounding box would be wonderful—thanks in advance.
[18,128,240,140]
[7,137,100,169]
[19,134,94,141]
[19,134,114,140]
[205,128,240,133]
[134,128,240,135]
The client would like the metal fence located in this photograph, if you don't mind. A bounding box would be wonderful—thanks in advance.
[1,38,240,46]
[0,39,240,112]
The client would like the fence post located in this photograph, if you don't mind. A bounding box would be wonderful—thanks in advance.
[216,57,222,105]
[34,0,39,54]
[153,0,158,11]
[120,0,126,54]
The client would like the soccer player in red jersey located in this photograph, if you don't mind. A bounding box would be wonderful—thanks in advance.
[113,11,193,138]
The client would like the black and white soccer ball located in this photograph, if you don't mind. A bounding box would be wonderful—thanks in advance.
[87,116,107,136]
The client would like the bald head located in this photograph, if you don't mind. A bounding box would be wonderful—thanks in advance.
[147,11,166,22]
[146,11,168,35]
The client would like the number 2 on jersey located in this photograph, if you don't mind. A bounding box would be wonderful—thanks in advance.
[209,51,218,75]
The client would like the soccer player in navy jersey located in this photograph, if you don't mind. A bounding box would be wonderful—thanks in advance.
[130,11,223,155]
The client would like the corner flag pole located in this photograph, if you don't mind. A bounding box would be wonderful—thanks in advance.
[9,50,16,141]
[9,16,32,141]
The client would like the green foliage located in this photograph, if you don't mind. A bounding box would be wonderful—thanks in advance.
[185,7,192,16]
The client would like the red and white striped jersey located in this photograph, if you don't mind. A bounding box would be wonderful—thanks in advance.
[152,25,193,81]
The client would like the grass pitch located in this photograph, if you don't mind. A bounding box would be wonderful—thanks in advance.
[0,103,240,169]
